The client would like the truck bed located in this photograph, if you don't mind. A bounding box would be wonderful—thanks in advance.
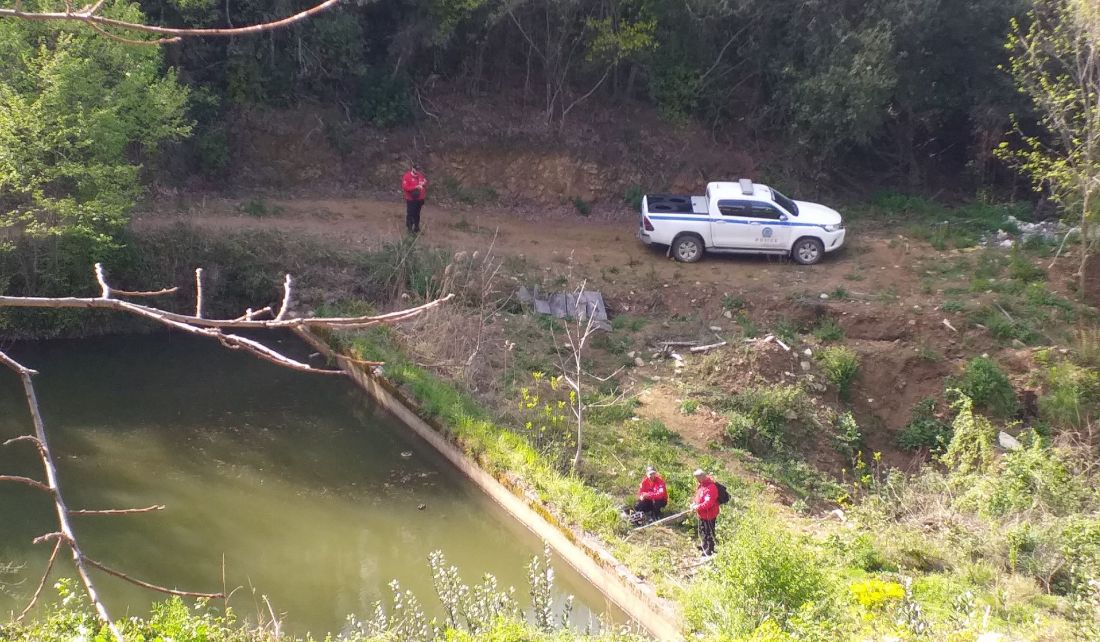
[645,194,707,215]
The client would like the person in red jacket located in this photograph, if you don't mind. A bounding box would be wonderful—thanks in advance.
[690,468,720,556]
[401,166,428,233]
[632,465,668,523]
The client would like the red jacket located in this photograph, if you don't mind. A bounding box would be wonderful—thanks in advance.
[638,474,667,502]
[693,476,720,520]
[402,170,428,202]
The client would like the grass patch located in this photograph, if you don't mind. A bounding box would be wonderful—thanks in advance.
[954,356,1018,419]
[812,318,844,343]
[817,346,861,401]
[238,197,284,217]
[439,175,499,205]
[898,399,952,453]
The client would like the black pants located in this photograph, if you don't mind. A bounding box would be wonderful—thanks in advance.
[698,518,717,556]
[406,199,424,232]
[633,498,667,519]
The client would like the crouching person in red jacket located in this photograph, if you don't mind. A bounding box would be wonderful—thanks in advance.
[691,468,720,557]
[632,465,668,523]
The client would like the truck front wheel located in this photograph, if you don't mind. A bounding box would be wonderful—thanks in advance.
[671,234,704,263]
[791,237,825,265]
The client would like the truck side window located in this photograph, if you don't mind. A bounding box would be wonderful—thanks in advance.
[718,204,749,217]
[750,204,783,220]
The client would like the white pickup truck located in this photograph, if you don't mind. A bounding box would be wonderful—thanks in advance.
[638,179,846,264]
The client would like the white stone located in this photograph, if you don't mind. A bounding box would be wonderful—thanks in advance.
[998,432,1022,451]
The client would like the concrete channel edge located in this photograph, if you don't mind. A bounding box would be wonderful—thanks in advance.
[300,331,685,641]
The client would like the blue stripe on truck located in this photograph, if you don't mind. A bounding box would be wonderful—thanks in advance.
[645,214,831,230]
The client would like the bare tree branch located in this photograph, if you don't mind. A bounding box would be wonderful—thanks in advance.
[0,351,124,640]
[275,274,292,321]
[194,268,204,319]
[85,19,180,45]
[17,538,62,622]
[70,505,166,516]
[82,556,225,599]
[0,0,343,43]
[0,474,53,493]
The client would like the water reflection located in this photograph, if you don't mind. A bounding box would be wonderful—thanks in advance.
[0,333,621,635]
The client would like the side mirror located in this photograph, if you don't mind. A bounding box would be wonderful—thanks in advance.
[779,214,788,221]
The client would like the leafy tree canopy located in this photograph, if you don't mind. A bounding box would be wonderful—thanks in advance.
[0,0,191,251]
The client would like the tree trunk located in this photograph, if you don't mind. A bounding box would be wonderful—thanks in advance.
[1081,190,1091,298]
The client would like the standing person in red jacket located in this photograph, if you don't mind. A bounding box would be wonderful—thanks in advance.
[401,165,428,233]
[690,468,720,557]
[632,465,668,523]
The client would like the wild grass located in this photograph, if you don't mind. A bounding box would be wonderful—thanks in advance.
[817,346,861,401]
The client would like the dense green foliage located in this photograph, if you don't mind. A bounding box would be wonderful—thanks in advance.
[0,0,190,253]
[46,0,1026,180]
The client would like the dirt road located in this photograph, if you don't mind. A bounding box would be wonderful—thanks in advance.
[136,195,916,302]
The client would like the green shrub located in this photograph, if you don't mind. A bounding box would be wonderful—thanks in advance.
[955,356,1018,418]
[833,411,862,461]
[941,392,996,475]
[982,440,1089,517]
[641,417,675,442]
[735,312,760,338]
[1037,360,1099,430]
[723,385,810,453]
[1008,252,1046,283]
[585,398,637,424]
[723,294,747,311]
[812,318,844,343]
[623,184,644,210]
[682,510,834,636]
[826,531,895,572]
[680,399,699,415]
[1058,517,1100,595]
[816,346,860,401]
[773,320,799,345]
[725,410,755,447]
[898,398,952,453]
[355,70,412,128]
[973,305,1040,345]
[194,125,230,177]
[572,196,592,216]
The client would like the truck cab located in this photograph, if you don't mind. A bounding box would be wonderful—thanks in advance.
[638,179,846,264]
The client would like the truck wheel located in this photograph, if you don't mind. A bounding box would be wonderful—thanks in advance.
[791,237,824,265]
[672,234,704,263]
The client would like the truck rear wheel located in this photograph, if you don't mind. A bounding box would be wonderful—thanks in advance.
[791,237,824,265]
[671,234,704,263]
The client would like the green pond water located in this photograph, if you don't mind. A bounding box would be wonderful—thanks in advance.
[0,333,625,636]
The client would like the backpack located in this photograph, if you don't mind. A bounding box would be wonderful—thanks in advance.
[715,481,730,505]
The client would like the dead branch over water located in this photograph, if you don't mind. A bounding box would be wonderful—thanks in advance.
[0,262,450,640]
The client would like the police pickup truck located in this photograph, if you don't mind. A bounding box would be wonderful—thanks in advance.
[638,179,845,264]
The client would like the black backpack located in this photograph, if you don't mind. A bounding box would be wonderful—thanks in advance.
[715,481,730,505]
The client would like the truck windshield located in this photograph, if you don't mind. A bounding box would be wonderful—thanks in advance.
[772,189,799,216]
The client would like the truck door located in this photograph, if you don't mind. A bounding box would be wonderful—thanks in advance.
[744,203,791,250]
[712,200,754,248]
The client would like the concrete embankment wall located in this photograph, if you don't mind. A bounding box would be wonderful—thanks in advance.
[298,331,684,641]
